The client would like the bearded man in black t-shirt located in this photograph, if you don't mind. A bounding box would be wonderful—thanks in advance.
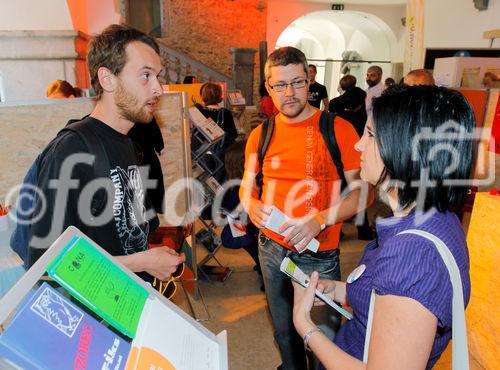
[307,64,329,110]
[28,25,184,281]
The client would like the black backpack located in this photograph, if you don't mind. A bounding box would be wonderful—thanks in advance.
[255,111,347,196]
[10,117,110,268]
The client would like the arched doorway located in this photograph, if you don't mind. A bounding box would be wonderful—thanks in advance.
[275,10,402,99]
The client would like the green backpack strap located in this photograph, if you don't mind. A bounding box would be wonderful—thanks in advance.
[319,111,347,186]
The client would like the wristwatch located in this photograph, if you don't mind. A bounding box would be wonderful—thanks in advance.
[314,213,326,231]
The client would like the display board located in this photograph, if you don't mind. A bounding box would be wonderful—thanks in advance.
[465,192,500,370]
[434,57,500,88]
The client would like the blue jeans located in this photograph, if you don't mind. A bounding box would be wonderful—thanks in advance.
[258,232,341,370]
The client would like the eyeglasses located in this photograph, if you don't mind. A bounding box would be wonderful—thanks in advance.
[268,79,308,92]
[152,262,185,299]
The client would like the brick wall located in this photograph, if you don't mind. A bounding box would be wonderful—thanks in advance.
[161,0,267,79]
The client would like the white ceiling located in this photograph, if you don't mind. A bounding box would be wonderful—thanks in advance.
[268,0,406,4]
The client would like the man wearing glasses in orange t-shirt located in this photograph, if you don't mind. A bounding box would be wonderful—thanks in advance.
[240,47,371,370]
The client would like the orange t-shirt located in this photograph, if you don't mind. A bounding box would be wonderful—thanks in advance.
[240,109,361,251]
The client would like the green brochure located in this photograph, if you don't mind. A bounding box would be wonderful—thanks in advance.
[46,236,149,338]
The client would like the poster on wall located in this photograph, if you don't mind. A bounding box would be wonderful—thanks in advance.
[404,0,425,74]
[461,67,481,88]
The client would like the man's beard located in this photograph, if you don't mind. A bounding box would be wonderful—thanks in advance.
[115,81,154,124]
[280,98,307,118]
[366,79,379,88]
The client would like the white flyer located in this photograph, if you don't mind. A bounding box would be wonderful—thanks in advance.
[280,257,353,320]
[264,206,320,253]
[188,106,225,142]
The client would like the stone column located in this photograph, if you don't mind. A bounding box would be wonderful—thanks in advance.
[230,48,257,105]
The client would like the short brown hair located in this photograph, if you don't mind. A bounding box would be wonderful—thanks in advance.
[339,75,357,91]
[200,82,222,105]
[87,24,159,98]
[264,47,309,81]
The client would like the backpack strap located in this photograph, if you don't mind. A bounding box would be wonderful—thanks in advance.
[363,230,469,370]
[255,114,276,197]
[319,111,347,185]
[59,117,112,217]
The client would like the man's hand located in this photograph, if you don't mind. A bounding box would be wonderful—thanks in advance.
[142,247,185,281]
[279,215,321,251]
[248,198,271,229]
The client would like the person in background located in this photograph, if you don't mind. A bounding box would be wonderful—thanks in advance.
[384,77,396,89]
[307,64,329,110]
[183,75,196,84]
[46,79,78,99]
[328,75,372,241]
[404,69,435,86]
[293,85,474,369]
[259,80,278,117]
[220,140,263,289]
[365,65,384,117]
[328,75,367,138]
[194,82,238,181]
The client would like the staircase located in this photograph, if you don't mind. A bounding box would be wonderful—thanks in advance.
[157,39,234,88]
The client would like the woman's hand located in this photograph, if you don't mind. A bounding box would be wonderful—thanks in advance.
[316,280,347,306]
[292,271,320,337]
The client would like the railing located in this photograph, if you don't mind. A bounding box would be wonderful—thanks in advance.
[157,39,234,88]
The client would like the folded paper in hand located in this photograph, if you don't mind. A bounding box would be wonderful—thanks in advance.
[280,257,353,320]
[264,206,320,253]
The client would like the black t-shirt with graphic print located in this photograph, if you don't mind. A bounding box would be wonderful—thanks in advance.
[29,117,158,265]
[307,82,328,108]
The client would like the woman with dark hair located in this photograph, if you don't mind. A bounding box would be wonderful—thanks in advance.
[194,82,238,181]
[293,85,475,369]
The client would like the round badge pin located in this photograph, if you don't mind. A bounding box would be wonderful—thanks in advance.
[347,264,366,284]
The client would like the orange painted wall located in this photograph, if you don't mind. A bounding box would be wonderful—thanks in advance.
[465,192,500,369]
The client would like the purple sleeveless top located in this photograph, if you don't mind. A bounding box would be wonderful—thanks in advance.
[333,210,470,369]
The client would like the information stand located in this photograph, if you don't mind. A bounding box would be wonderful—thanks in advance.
[188,106,232,283]
[0,226,228,370]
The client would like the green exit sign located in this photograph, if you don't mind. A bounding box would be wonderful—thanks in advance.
[331,4,344,11]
